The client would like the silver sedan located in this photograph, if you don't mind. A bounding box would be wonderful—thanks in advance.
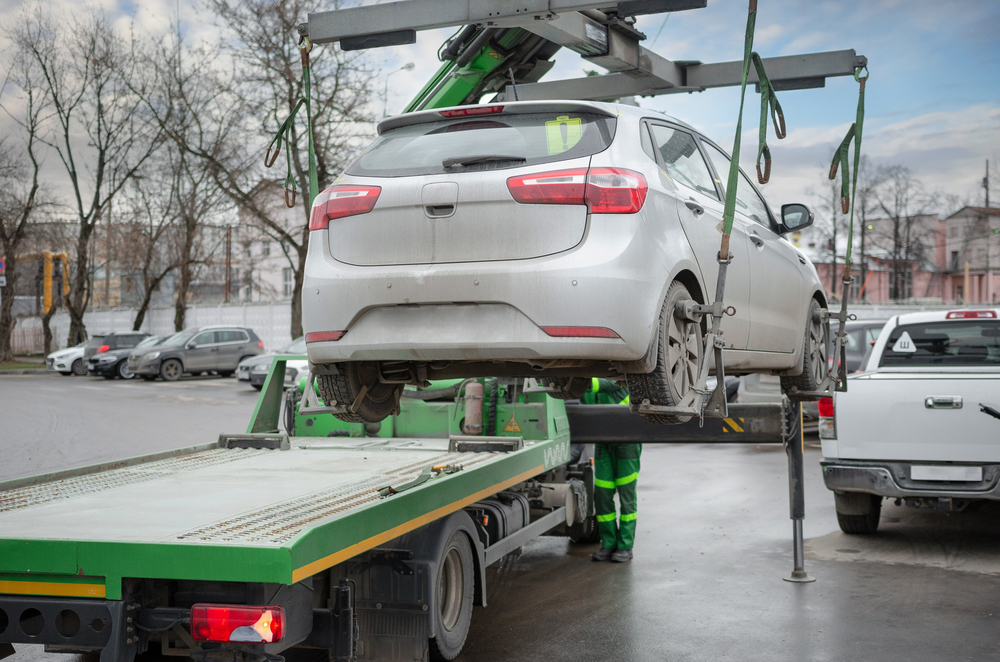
[303,101,829,423]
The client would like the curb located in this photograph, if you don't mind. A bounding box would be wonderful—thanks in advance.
[0,369,57,375]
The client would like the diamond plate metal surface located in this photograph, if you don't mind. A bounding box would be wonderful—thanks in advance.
[175,451,498,545]
[0,448,272,514]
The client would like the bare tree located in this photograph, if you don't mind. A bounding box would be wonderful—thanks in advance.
[10,6,162,346]
[874,165,938,300]
[138,0,377,338]
[851,156,882,301]
[0,44,48,362]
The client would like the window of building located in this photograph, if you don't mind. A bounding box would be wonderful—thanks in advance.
[262,241,271,257]
[283,268,294,297]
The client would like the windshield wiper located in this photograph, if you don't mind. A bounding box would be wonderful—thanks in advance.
[442,154,526,169]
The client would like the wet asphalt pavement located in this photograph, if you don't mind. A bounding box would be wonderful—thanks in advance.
[2,373,998,661]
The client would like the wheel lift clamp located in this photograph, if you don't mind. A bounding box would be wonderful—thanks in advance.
[567,399,815,582]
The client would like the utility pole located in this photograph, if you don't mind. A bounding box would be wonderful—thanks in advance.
[985,160,990,208]
[224,226,232,304]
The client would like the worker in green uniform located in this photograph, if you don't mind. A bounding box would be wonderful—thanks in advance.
[583,377,640,563]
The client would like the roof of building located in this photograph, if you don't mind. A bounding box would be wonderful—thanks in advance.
[945,206,1000,220]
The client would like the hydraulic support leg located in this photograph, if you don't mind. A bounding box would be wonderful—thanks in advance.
[783,399,815,583]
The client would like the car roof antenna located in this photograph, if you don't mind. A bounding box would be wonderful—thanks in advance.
[507,68,519,101]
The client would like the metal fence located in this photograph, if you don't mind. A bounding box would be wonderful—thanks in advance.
[13,301,294,354]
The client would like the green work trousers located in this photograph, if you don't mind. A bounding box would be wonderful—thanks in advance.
[594,442,641,550]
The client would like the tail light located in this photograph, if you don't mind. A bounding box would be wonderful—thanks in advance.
[507,167,647,214]
[258,342,264,348]
[817,397,836,440]
[305,331,346,343]
[439,105,504,117]
[946,310,996,319]
[191,604,284,644]
[97,345,110,354]
[310,185,381,230]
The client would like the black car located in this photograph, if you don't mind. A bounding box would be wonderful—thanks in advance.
[88,335,163,379]
[84,332,150,378]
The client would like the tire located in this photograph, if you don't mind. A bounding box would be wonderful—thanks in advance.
[160,359,183,382]
[626,281,703,424]
[568,514,601,544]
[117,360,134,380]
[316,362,402,424]
[71,358,87,376]
[542,377,590,400]
[429,530,474,661]
[141,375,157,382]
[835,492,882,534]
[781,298,829,401]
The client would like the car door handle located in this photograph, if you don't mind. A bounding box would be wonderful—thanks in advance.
[749,232,764,248]
[798,255,807,265]
[925,396,962,409]
[684,199,704,215]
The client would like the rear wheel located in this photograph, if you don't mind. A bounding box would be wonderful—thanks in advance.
[71,358,87,376]
[160,359,183,382]
[429,531,474,661]
[316,362,402,424]
[627,281,703,424]
[781,298,829,401]
[835,492,882,534]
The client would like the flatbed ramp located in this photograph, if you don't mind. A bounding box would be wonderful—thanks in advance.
[0,433,569,600]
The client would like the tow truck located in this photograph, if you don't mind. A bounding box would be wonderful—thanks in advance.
[0,3,865,661]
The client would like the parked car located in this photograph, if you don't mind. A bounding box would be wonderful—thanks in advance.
[82,332,148,360]
[832,319,888,373]
[302,101,824,424]
[820,308,1000,534]
[87,335,162,380]
[237,337,308,390]
[128,326,265,381]
[46,341,95,376]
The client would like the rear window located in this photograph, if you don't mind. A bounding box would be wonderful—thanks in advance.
[879,320,1000,367]
[347,112,617,178]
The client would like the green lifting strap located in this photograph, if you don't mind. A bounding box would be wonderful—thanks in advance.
[829,66,869,269]
[264,37,320,209]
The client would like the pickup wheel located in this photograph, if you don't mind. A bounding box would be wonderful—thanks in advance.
[781,298,829,401]
[430,530,474,661]
[627,281,703,424]
[316,362,401,424]
[835,492,882,534]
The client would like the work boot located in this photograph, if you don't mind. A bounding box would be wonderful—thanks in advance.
[611,549,633,563]
[592,547,614,562]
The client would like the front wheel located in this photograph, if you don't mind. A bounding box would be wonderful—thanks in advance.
[117,360,134,380]
[71,358,87,376]
[627,281,703,424]
[160,359,183,382]
[316,362,401,424]
[781,298,829,401]
[429,530,474,661]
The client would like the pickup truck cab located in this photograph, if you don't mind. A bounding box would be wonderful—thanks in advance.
[819,308,1000,533]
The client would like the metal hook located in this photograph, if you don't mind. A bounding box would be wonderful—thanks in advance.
[285,187,297,208]
[757,158,771,185]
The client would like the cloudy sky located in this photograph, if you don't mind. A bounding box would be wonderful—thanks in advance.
[1,0,997,226]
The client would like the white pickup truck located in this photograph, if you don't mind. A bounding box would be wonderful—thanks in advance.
[819,308,1000,533]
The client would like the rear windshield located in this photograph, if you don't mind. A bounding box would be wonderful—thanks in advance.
[879,320,1000,367]
[347,112,617,178]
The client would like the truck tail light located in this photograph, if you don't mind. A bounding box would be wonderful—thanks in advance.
[541,326,621,339]
[946,310,997,319]
[190,605,284,644]
[506,167,647,213]
[310,185,381,230]
[817,397,836,440]
[97,345,110,354]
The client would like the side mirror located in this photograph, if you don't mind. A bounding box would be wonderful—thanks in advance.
[779,203,813,234]
[186,341,197,349]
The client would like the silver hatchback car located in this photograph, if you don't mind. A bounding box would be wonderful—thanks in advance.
[303,101,828,424]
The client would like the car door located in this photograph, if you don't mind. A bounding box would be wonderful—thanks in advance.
[185,331,220,371]
[647,122,753,350]
[216,330,249,370]
[701,143,804,353]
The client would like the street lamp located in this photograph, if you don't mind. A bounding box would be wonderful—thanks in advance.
[383,62,415,117]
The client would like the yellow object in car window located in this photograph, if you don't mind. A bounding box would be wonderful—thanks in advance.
[545,116,583,154]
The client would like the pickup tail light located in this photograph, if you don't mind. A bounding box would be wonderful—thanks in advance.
[817,397,836,440]
[191,605,284,644]
[946,310,997,319]
[507,167,647,214]
[310,185,381,230]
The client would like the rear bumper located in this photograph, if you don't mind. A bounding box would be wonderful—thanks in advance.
[821,460,1000,500]
[303,216,677,365]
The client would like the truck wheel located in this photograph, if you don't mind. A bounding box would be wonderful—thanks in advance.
[542,377,589,400]
[568,515,601,544]
[71,358,87,376]
[160,359,183,382]
[835,492,882,534]
[430,530,474,661]
[781,298,829,401]
[627,281,702,424]
[316,362,401,424]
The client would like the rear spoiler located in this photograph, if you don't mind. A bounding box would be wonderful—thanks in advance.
[377,100,620,135]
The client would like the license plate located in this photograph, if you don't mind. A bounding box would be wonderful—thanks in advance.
[910,465,983,482]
